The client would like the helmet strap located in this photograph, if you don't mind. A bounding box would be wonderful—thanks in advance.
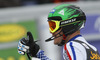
[58,34,67,46]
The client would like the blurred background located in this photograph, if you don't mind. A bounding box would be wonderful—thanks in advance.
[0,0,100,60]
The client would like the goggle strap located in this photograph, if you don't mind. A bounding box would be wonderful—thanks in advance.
[60,16,85,26]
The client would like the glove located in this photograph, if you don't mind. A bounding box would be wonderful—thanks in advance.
[18,32,40,57]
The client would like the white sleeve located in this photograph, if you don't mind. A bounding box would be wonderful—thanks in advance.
[64,41,86,60]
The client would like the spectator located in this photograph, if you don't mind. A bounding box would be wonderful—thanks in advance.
[0,0,21,8]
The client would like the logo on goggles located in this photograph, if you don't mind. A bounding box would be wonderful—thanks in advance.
[61,18,76,25]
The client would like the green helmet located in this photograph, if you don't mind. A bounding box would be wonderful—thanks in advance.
[48,4,86,35]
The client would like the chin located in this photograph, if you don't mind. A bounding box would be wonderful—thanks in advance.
[54,41,59,45]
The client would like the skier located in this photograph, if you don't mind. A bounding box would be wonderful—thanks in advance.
[18,4,100,60]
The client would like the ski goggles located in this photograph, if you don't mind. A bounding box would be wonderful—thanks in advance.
[48,20,60,33]
[48,16,86,33]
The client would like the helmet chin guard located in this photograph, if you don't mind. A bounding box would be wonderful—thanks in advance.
[45,29,67,46]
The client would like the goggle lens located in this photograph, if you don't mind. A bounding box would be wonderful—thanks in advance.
[48,21,56,31]
[48,20,60,33]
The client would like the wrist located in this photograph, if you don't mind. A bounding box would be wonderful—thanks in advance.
[36,50,44,58]
[36,49,42,55]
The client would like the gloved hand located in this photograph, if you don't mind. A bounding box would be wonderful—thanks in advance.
[18,32,40,57]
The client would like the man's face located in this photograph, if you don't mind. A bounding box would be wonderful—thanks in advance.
[51,29,63,45]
